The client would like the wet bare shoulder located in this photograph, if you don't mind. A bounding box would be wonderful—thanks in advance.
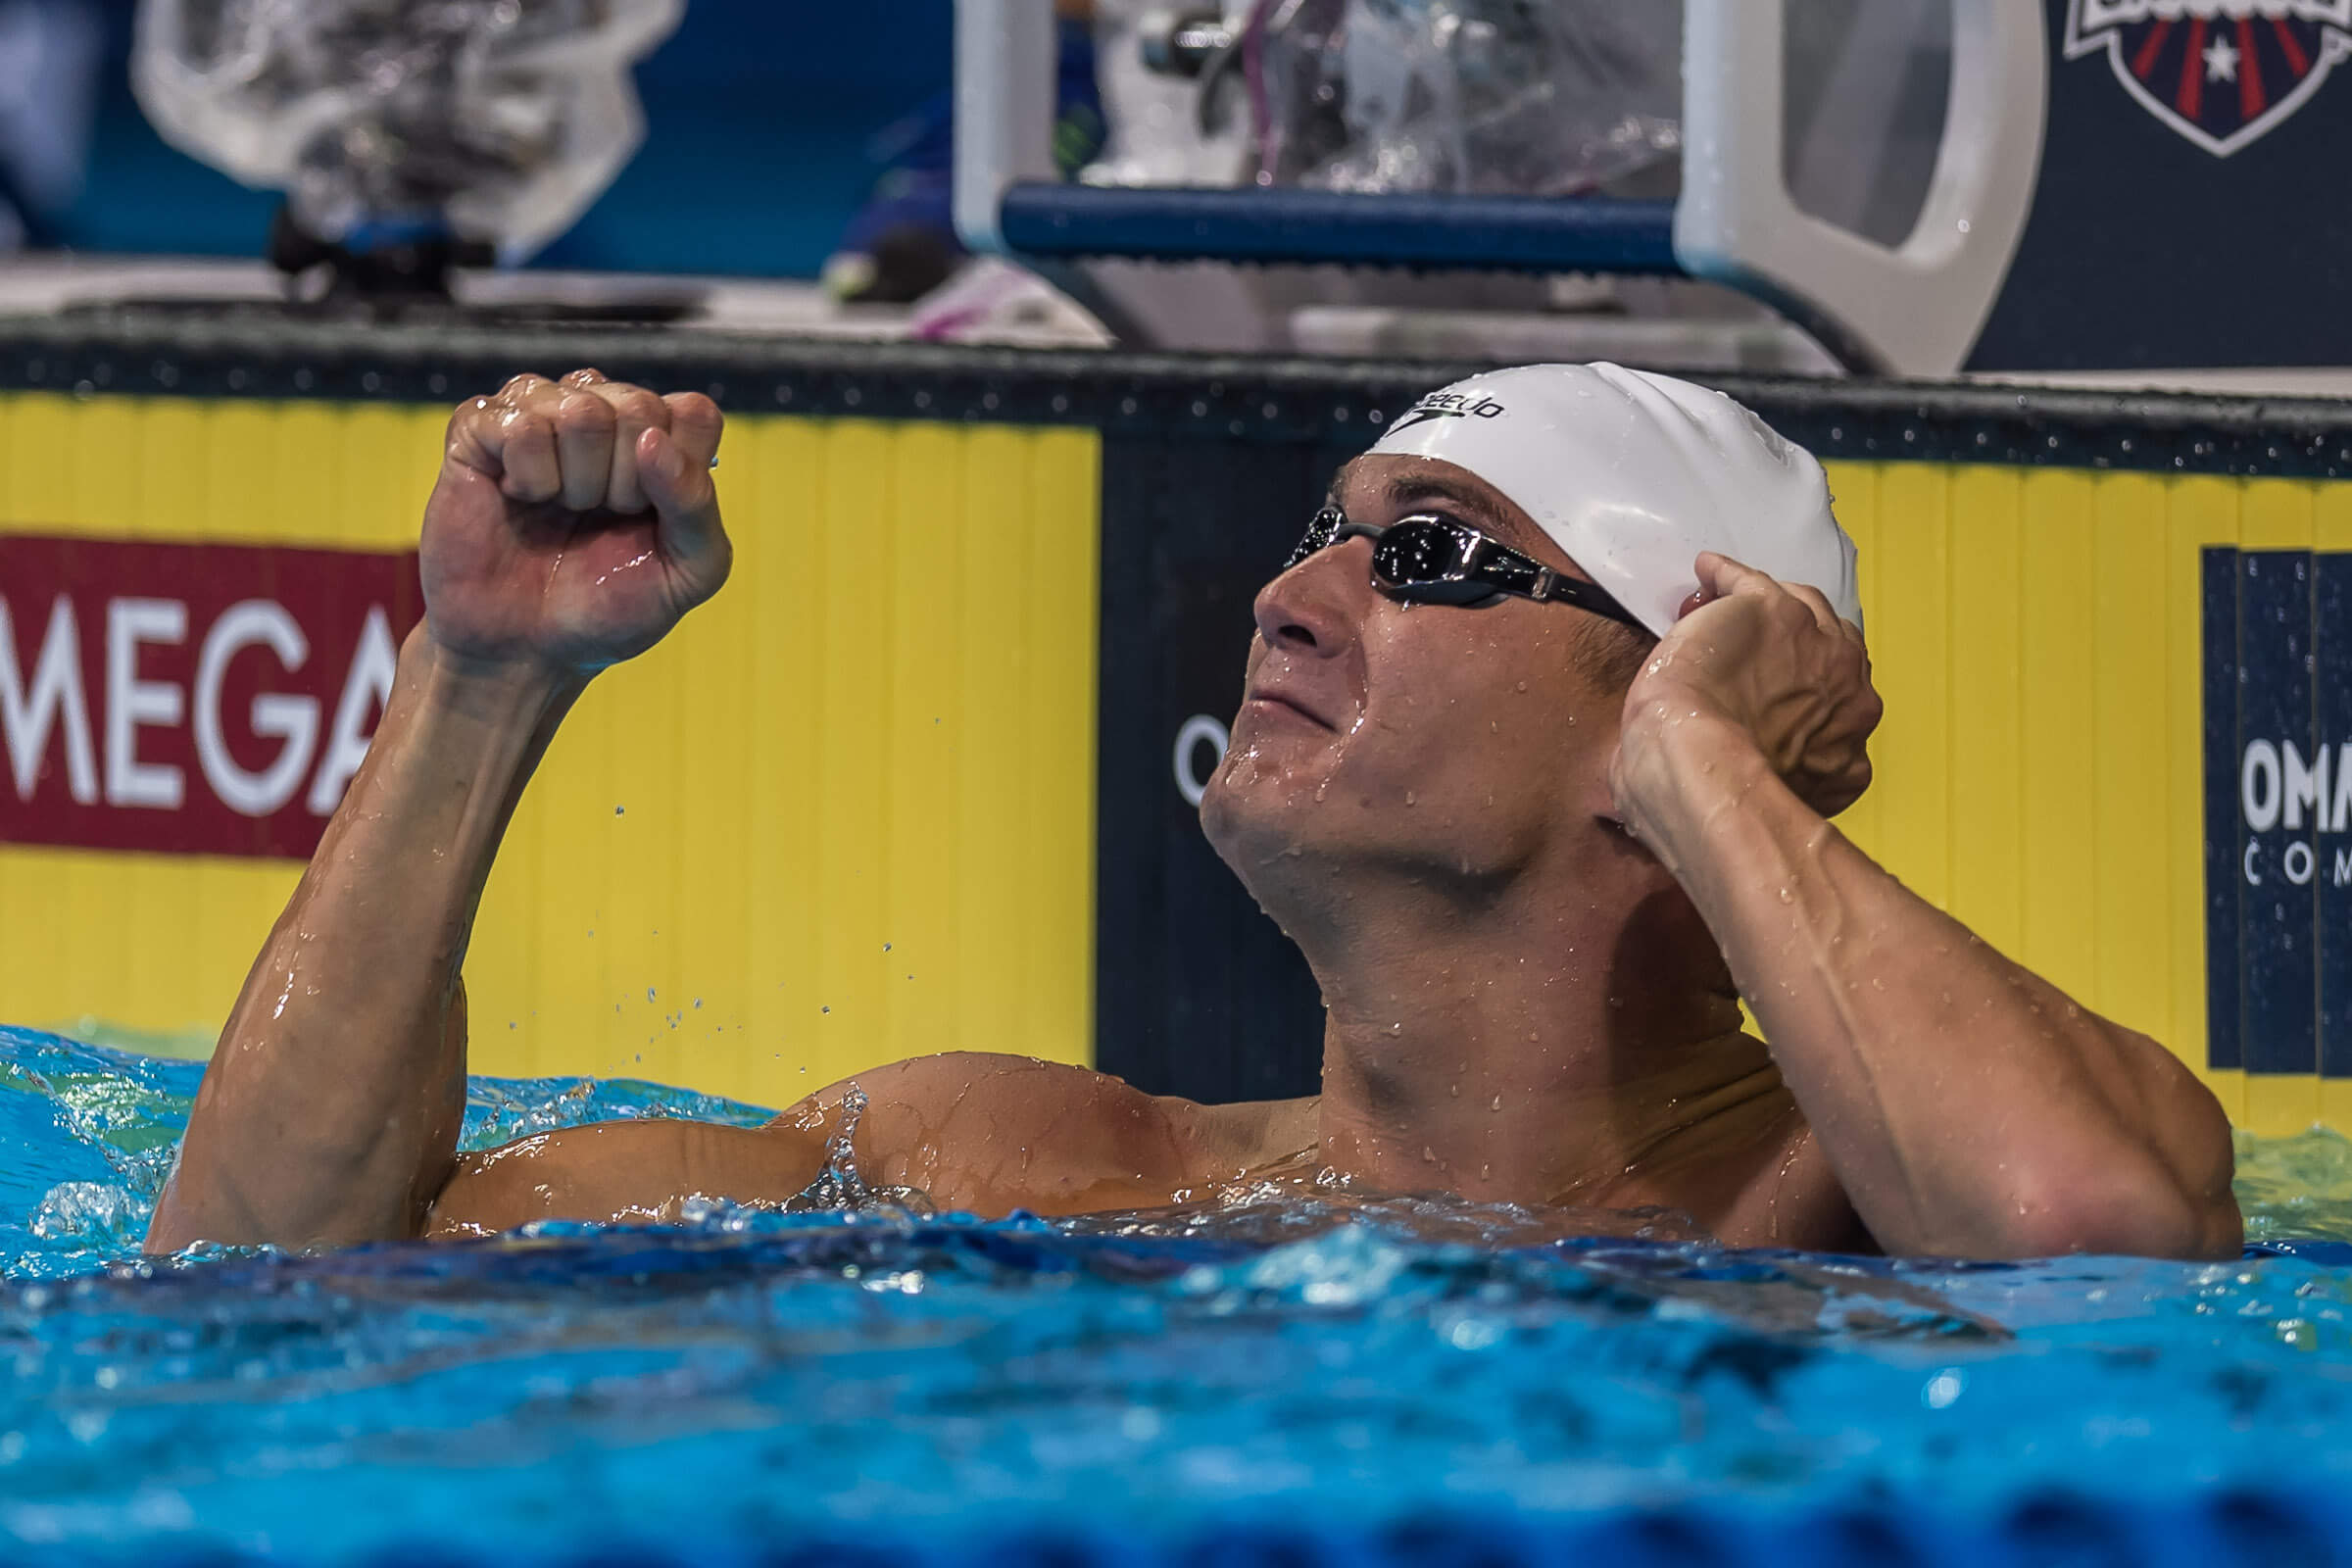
[1705,1120,1878,1253]
[768,1051,1309,1217]
[1605,1064,1877,1254]
[1180,1093,1322,1178]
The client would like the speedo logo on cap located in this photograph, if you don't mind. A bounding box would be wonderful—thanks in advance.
[1388,391,1507,433]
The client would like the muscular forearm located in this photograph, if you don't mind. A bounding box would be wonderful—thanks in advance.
[147,632,581,1251]
[1627,718,2237,1259]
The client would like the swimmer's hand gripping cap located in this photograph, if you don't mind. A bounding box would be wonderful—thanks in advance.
[1366,363,1861,640]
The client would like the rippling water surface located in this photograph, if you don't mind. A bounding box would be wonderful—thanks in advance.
[8,1025,2352,1565]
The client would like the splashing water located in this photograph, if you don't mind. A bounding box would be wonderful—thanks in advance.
[10,1024,2352,1564]
[10,1020,2352,1273]
[1,1028,784,1276]
[776,1081,938,1219]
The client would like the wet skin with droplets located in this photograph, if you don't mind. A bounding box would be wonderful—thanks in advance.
[150,373,2233,1265]
[415,1050,1857,1251]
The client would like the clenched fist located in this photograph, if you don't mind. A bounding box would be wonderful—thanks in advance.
[420,369,729,678]
[1610,552,1881,842]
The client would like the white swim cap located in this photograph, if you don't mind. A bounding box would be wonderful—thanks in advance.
[1365,363,1860,640]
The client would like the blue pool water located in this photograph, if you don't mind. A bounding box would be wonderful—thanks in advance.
[9,1024,2352,1566]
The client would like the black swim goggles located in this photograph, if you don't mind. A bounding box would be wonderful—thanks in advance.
[1285,507,1647,631]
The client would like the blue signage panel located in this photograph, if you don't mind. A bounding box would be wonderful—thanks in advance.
[2219,549,2321,1079]
[2319,556,2352,1080]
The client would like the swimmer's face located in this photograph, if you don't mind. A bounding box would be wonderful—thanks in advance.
[1201,455,1655,910]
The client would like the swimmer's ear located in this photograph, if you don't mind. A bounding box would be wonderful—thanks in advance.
[1676,552,1725,619]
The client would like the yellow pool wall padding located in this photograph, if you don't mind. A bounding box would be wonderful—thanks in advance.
[0,394,1101,1106]
[1826,460,2262,1127]
[0,390,2330,1131]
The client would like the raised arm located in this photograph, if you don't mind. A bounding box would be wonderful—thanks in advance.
[1609,554,2239,1261]
[146,371,730,1253]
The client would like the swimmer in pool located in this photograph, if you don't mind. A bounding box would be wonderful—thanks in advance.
[146,365,2241,1260]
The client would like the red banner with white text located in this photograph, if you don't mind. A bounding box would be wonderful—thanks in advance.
[0,535,421,859]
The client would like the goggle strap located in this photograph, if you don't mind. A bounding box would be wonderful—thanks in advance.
[1531,570,1647,632]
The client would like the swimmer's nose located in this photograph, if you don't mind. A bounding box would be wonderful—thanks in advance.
[1253,545,1364,657]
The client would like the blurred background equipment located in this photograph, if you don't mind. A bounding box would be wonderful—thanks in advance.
[132,0,683,298]
[0,0,105,251]
[1234,0,1681,197]
[6,0,2345,374]
[822,0,1103,304]
[1089,0,1684,195]
[0,0,2041,367]
[10,0,956,278]
[963,0,2047,375]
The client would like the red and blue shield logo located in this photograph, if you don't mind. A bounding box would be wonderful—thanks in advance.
[2066,0,2352,156]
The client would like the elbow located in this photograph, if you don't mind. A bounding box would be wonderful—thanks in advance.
[1994,1157,2241,1261]
[1999,1033,2244,1261]
[147,1122,451,1253]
